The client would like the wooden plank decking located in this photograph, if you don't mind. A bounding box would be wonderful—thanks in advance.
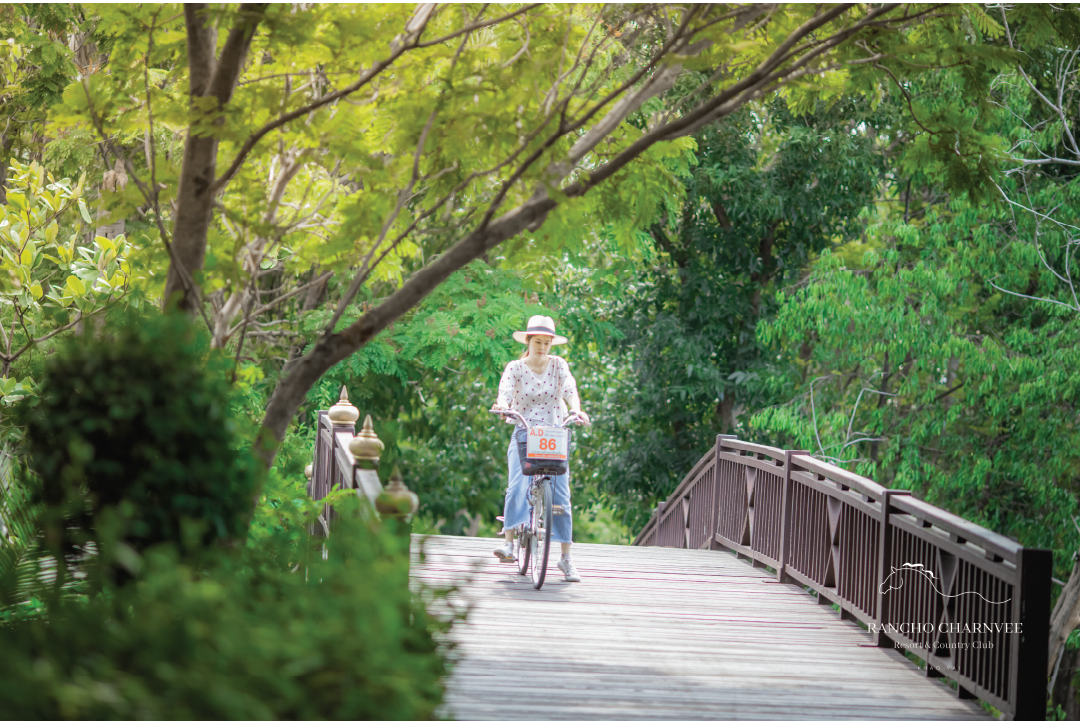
[412,535,993,721]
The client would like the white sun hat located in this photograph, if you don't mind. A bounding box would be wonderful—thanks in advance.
[512,315,568,345]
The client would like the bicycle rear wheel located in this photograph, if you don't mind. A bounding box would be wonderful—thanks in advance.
[531,477,553,589]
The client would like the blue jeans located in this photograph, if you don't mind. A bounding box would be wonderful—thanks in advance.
[503,438,573,544]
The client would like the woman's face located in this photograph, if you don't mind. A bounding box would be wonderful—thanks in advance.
[528,335,552,358]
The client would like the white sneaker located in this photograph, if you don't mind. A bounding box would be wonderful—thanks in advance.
[557,557,581,582]
[493,541,515,562]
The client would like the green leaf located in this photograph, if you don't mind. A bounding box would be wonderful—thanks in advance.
[65,275,86,296]
[7,193,26,211]
[78,199,92,224]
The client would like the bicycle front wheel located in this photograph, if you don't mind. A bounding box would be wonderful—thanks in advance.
[531,477,553,590]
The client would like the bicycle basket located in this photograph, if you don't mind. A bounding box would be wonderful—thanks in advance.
[515,427,571,476]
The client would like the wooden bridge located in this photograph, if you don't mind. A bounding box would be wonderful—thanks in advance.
[310,396,1052,721]
[417,535,996,720]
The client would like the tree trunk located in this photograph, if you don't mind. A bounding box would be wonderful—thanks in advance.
[163,4,267,313]
[301,269,329,312]
[1052,647,1080,719]
[717,395,736,434]
[1051,557,1080,675]
[749,224,776,317]
[869,351,891,465]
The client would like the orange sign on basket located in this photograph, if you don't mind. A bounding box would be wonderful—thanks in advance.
[526,426,568,461]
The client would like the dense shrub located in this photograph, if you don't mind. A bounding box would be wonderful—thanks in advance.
[0,311,455,718]
[0,512,451,721]
[19,312,261,558]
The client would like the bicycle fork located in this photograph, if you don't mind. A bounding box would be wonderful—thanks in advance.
[528,477,567,515]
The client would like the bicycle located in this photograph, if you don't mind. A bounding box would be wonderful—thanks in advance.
[491,408,587,590]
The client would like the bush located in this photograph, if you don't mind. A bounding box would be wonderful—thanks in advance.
[0,511,451,721]
[0,312,454,719]
[19,311,261,560]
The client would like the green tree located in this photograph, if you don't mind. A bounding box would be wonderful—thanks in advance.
[555,96,894,527]
[48,3,1002,483]
[751,64,1080,562]
[0,5,82,200]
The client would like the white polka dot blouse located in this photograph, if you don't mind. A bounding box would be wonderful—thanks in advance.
[496,355,579,426]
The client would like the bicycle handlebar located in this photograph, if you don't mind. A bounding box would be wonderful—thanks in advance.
[490,408,590,428]
[489,408,528,427]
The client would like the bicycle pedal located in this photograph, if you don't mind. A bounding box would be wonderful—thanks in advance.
[553,505,566,515]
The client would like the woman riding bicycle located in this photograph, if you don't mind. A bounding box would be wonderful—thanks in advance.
[490,315,589,582]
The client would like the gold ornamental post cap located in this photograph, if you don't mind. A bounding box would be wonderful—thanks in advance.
[376,464,419,518]
[349,414,385,460]
[328,386,360,426]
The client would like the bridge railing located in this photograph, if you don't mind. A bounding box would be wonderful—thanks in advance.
[305,388,385,537]
[633,435,1051,721]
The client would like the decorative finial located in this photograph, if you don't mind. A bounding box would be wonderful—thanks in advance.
[328,385,359,426]
[349,414,385,461]
[376,464,419,519]
[304,464,313,480]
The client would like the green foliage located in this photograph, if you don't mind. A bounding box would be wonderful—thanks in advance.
[0,450,48,616]
[20,311,261,566]
[247,437,325,565]
[46,4,1009,474]
[0,159,133,397]
[751,56,1080,571]
[289,260,635,540]
[299,263,555,531]
[559,96,892,528]
[0,309,454,719]
[0,512,450,721]
[0,5,80,179]
[0,3,1046,550]
[0,5,78,113]
[308,262,539,390]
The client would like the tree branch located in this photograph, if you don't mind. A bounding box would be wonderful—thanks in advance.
[184,4,215,98]
[211,4,538,194]
[207,3,269,107]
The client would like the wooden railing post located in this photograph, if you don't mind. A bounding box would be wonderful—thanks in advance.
[350,414,385,507]
[324,388,360,529]
[376,464,419,536]
[309,410,332,537]
[777,449,809,583]
[708,435,737,551]
[875,488,910,648]
[308,389,396,536]
[1010,547,1052,721]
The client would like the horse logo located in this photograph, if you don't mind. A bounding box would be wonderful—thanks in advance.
[879,563,1009,604]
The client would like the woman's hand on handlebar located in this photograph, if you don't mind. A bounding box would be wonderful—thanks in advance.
[490,406,527,427]
[491,401,509,412]
[570,410,591,426]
